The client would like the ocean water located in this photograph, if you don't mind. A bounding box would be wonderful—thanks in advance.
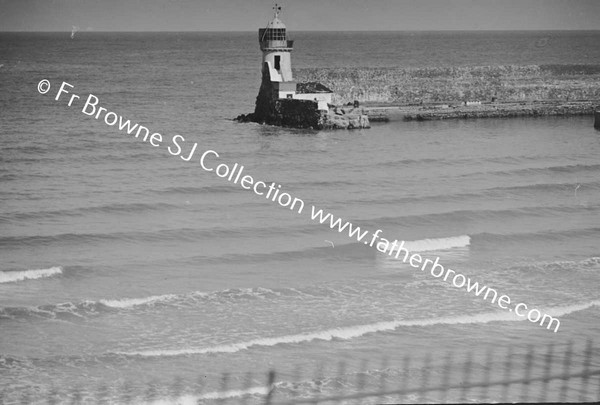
[1,31,600,404]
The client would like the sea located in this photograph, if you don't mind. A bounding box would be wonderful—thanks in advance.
[1,31,599,404]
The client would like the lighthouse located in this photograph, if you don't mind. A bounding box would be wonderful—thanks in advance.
[258,4,297,99]
[254,5,333,111]
[259,4,294,86]
[239,5,368,129]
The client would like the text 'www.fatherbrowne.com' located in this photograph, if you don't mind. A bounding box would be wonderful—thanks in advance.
[309,209,561,332]
[40,79,561,333]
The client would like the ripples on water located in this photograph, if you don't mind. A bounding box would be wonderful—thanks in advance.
[1,31,599,403]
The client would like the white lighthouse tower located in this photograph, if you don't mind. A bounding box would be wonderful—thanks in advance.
[258,4,296,97]
[249,4,338,125]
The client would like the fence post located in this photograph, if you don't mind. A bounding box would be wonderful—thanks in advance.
[355,359,368,405]
[217,373,229,405]
[265,370,276,405]
[580,339,593,402]
[399,354,411,403]
[559,341,574,402]
[337,360,347,400]
[480,348,493,401]
[500,346,513,403]
[378,357,388,403]
[459,351,473,402]
[419,353,432,402]
[540,342,554,402]
[520,345,534,402]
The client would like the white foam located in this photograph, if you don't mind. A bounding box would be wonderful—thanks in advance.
[403,235,471,252]
[379,235,470,268]
[0,266,62,283]
[118,310,525,358]
[143,386,269,405]
[120,300,600,358]
[99,288,277,309]
[583,257,600,266]
[542,300,600,317]
[100,294,179,308]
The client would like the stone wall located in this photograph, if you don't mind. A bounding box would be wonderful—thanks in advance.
[252,69,278,123]
[235,70,369,129]
[279,98,321,128]
[399,101,597,121]
[235,72,322,129]
[294,65,600,105]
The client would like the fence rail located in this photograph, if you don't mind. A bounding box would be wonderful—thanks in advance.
[2,339,599,404]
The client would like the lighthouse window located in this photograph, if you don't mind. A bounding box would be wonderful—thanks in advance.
[274,55,281,70]
[266,28,285,41]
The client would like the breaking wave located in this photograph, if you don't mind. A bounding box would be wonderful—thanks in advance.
[99,294,180,308]
[379,235,470,268]
[118,300,600,358]
[0,287,283,321]
[144,386,270,405]
[543,300,600,317]
[403,235,470,252]
[0,266,62,284]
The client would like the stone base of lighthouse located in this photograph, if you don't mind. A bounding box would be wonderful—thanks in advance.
[236,74,370,130]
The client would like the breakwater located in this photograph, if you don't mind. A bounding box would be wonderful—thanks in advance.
[363,101,597,122]
[294,64,600,106]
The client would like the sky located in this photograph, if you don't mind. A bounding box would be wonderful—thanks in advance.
[1,0,599,32]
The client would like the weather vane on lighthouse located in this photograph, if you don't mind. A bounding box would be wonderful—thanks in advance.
[273,3,282,18]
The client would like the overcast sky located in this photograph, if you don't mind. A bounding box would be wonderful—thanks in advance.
[1,0,599,31]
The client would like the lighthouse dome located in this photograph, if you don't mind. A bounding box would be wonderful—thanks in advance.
[258,5,293,51]
[266,17,286,29]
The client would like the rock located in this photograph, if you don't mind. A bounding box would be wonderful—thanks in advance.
[326,114,349,129]
[320,111,370,129]
[234,113,256,123]
[235,68,371,130]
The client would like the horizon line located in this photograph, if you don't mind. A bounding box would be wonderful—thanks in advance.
[2,28,599,33]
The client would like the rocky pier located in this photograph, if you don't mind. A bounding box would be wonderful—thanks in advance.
[294,64,600,124]
[362,100,598,122]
